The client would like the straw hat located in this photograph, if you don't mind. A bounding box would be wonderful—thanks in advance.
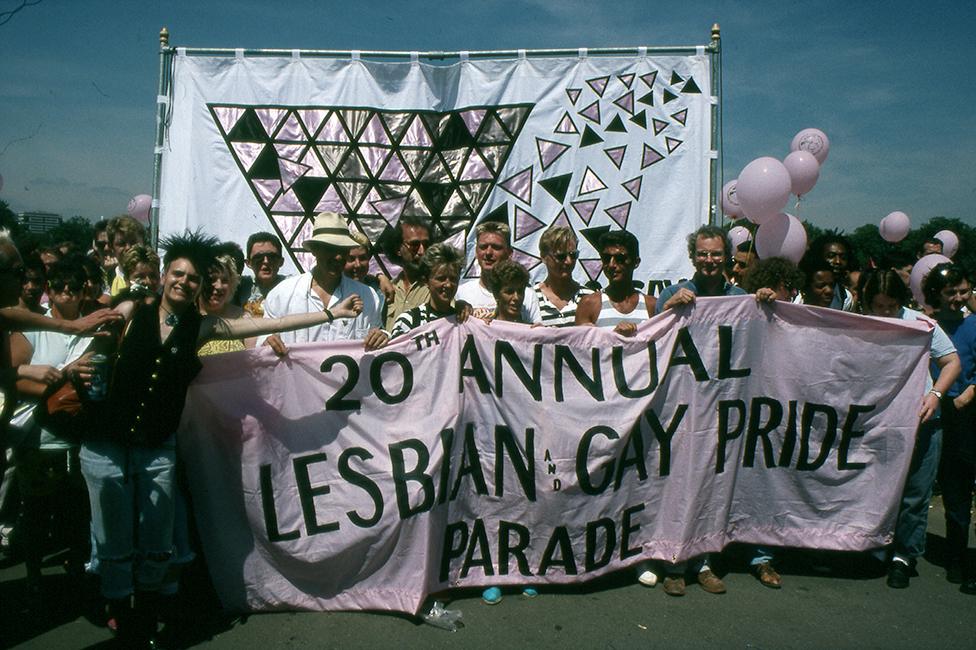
[302,212,359,250]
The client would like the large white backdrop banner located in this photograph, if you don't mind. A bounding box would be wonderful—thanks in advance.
[178,299,929,615]
[158,51,712,286]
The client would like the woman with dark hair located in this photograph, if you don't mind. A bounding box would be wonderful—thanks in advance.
[79,231,363,643]
[748,257,803,302]
[484,259,531,324]
[858,269,961,589]
[922,264,976,592]
[798,255,837,308]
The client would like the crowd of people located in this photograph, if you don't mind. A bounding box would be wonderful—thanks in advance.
[0,210,973,645]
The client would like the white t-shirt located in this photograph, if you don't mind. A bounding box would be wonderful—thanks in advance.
[455,279,542,324]
[260,273,383,344]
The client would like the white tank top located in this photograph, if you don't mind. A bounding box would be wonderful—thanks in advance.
[595,292,650,328]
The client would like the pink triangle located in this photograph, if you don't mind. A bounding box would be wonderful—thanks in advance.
[641,145,665,168]
[498,167,533,204]
[578,100,601,124]
[571,199,599,225]
[359,145,389,176]
[578,167,607,195]
[555,112,579,134]
[671,109,688,126]
[370,195,408,225]
[581,258,603,282]
[359,114,389,145]
[460,109,487,137]
[313,185,344,212]
[536,138,571,171]
[360,188,383,215]
[463,257,481,279]
[251,179,281,207]
[618,73,635,88]
[566,88,582,105]
[603,146,626,170]
[273,143,305,162]
[255,108,288,137]
[666,137,683,154]
[460,152,493,181]
[605,202,632,229]
[622,176,643,200]
[443,229,467,251]
[274,215,304,245]
[231,142,265,173]
[277,112,304,141]
[613,91,635,115]
[278,158,310,192]
[214,106,245,134]
[652,118,669,135]
[379,153,410,182]
[317,112,349,142]
[511,248,542,272]
[295,251,315,273]
[356,217,388,243]
[639,71,658,89]
[551,208,572,231]
[514,206,546,241]
[299,148,328,178]
[271,188,304,212]
[402,115,433,146]
[378,253,403,279]
[298,109,329,137]
[586,76,610,97]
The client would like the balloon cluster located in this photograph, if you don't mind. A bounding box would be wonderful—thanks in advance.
[722,128,829,263]
[127,194,152,225]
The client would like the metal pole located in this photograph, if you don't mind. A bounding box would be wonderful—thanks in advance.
[170,44,705,60]
[149,26,172,247]
[709,23,722,226]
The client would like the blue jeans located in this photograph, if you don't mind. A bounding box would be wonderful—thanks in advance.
[893,419,942,561]
[80,437,177,599]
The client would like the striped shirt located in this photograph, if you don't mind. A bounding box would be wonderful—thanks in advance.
[596,291,651,328]
[390,303,454,338]
[534,282,594,327]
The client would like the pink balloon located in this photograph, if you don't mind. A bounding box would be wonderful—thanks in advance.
[127,194,152,225]
[790,128,830,164]
[728,225,752,249]
[754,212,808,263]
[782,150,820,196]
[879,211,911,243]
[721,180,743,219]
[934,229,959,258]
[736,157,792,224]
[910,253,951,308]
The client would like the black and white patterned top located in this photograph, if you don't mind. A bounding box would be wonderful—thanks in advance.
[390,303,454,338]
[533,282,594,327]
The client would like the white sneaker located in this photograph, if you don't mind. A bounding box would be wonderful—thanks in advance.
[636,561,658,587]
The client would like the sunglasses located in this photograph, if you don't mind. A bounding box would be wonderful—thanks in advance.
[600,253,630,265]
[250,252,283,264]
[547,251,579,263]
[50,282,84,294]
[403,239,431,251]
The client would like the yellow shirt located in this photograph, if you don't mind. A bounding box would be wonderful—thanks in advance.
[384,275,429,332]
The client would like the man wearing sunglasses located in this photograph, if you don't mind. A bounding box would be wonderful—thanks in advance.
[382,216,433,332]
[575,230,655,334]
[241,232,288,317]
[656,225,746,314]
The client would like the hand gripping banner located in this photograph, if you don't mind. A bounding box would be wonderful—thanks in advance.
[158,51,712,285]
[178,298,931,614]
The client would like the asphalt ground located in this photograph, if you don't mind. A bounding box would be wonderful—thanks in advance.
[2,497,973,649]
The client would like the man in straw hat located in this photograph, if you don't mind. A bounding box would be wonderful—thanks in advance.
[260,212,385,352]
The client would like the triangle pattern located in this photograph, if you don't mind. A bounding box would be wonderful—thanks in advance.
[273,143,305,163]
[459,150,493,181]
[402,115,434,146]
[463,256,482,280]
[313,185,345,212]
[618,73,635,89]
[603,145,627,170]
[682,77,701,94]
[579,100,601,124]
[536,138,572,171]
[317,112,349,142]
[498,167,534,204]
[379,151,410,182]
[665,137,683,154]
[671,109,688,126]
[630,110,647,129]
[555,112,579,135]
[566,88,582,105]
[613,91,635,115]
[276,112,305,141]
[641,144,665,168]
[622,176,643,200]
[581,258,604,282]
[580,225,612,251]
[652,118,669,135]
[604,201,632,229]
[252,179,282,207]
[670,71,684,85]
[639,71,658,89]
[271,188,304,212]
[298,109,329,138]
[539,173,573,203]
[581,124,604,147]
[359,114,390,145]
[586,76,611,97]
[370,195,408,225]
[231,142,266,173]
[578,167,607,196]
[278,158,310,192]
[551,208,572,233]
[214,106,245,135]
[606,115,627,133]
[637,91,654,107]
[514,206,547,241]
[460,109,487,137]
[663,89,679,104]
[255,108,288,137]
[511,248,543,272]
[299,148,328,178]
[571,199,599,225]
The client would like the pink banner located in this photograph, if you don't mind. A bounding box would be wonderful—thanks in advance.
[178,296,931,614]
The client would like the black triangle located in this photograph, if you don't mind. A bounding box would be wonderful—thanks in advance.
[248,145,281,180]
[670,71,683,85]
[416,182,453,215]
[681,77,701,94]
[629,110,647,129]
[436,113,477,149]
[606,115,627,133]
[663,89,679,104]
[539,173,573,203]
[226,108,268,141]
[291,177,330,212]
[580,124,604,147]
[580,225,612,251]
[481,203,509,226]
[637,92,654,107]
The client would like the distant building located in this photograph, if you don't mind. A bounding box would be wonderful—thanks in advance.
[18,211,63,234]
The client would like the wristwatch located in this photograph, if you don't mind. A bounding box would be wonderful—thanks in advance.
[929,389,943,400]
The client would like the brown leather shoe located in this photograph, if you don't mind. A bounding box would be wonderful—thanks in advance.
[663,575,685,597]
[697,569,727,594]
[754,562,782,589]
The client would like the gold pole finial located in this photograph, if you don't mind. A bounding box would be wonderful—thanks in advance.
[160,27,170,48]
[711,23,721,43]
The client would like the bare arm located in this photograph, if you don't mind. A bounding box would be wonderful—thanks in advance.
[921,352,961,422]
[199,294,363,342]
[574,292,602,326]
[0,307,122,335]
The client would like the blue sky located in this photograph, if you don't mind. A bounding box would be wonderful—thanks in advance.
[0,0,973,232]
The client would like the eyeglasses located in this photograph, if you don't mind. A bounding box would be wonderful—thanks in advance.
[600,253,630,265]
[50,282,83,294]
[403,239,431,251]
[250,252,283,264]
[695,251,725,260]
[732,259,750,268]
[547,251,579,263]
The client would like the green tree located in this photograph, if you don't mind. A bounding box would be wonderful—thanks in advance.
[41,216,95,253]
